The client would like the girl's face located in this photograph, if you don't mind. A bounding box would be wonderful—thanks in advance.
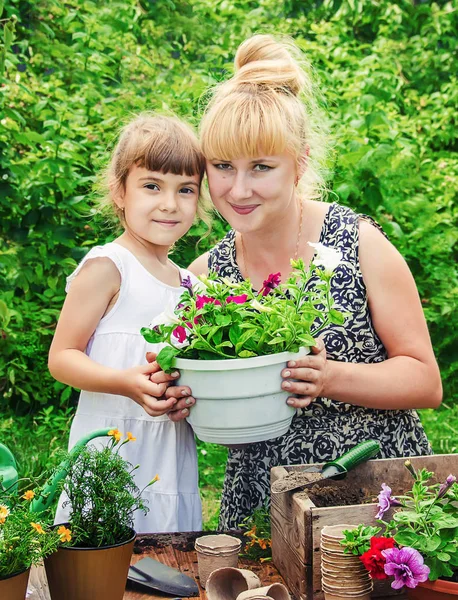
[206,153,298,234]
[117,165,200,247]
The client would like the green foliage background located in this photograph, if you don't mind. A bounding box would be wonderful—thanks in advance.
[0,0,457,525]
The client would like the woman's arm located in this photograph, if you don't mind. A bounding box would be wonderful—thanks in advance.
[283,220,442,410]
[48,258,178,416]
[188,251,210,277]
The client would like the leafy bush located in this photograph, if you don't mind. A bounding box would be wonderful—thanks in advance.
[0,1,456,423]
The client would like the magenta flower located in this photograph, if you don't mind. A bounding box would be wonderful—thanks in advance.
[195,295,222,310]
[376,483,402,520]
[438,474,457,499]
[382,547,430,589]
[172,325,187,344]
[226,294,248,305]
[260,272,281,296]
[181,275,193,296]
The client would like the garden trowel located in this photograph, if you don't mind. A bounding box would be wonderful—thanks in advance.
[128,556,199,596]
[271,439,381,494]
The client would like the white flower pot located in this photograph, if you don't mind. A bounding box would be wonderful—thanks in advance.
[175,347,310,445]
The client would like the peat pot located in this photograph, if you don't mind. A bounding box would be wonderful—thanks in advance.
[407,577,458,600]
[0,568,30,600]
[45,528,136,600]
[177,347,309,444]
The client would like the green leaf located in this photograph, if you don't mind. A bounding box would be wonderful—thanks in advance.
[329,309,345,325]
[229,324,242,346]
[140,327,163,344]
[156,346,179,373]
[215,313,232,327]
[4,22,14,51]
[437,552,451,562]
[238,350,256,358]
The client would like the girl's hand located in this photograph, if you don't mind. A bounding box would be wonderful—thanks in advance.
[146,352,196,421]
[281,339,328,409]
[120,361,179,417]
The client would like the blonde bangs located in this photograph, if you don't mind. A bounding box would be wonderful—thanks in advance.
[201,92,297,160]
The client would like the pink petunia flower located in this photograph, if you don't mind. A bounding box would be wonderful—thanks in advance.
[226,294,248,304]
[195,295,222,310]
[260,272,281,297]
[382,547,430,589]
[172,325,187,344]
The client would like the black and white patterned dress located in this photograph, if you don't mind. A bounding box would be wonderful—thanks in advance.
[208,202,432,530]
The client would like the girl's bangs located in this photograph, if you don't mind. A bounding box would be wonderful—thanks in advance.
[142,134,205,178]
[202,97,289,160]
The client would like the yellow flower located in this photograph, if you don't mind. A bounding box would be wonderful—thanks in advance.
[108,428,122,442]
[57,525,72,543]
[31,522,45,535]
[0,504,10,523]
[151,474,160,483]
[22,490,35,501]
[246,526,257,538]
[126,432,136,442]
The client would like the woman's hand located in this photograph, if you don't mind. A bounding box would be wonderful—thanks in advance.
[119,361,180,417]
[281,339,328,408]
[146,352,196,421]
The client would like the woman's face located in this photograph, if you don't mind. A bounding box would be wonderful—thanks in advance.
[206,153,298,233]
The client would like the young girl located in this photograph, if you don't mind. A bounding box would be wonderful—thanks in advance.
[48,114,205,533]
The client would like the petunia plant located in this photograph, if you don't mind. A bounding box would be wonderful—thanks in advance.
[142,243,344,371]
[341,461,458,589]
[0,483,70,579]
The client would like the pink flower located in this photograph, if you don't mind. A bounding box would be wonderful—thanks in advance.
[172,326,187,343]
[195,295,222,310]
[260,272,281,296]
[226,294,248,304]
[382,547,430,589]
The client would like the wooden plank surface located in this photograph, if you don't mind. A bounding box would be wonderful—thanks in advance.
[28,531,286,600]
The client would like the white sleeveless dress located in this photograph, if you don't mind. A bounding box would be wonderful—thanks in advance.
[54,242,202,533]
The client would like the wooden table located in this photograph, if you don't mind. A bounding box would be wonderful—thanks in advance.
[28,531,285,600]
[28,531,406,600]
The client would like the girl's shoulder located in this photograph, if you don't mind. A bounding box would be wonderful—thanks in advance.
[66,242,125,293]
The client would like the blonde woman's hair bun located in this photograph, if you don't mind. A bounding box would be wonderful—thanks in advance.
[233,34,308,97]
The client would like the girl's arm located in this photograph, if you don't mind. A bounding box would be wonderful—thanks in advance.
[283,220,442,410]
[48,258,178,417]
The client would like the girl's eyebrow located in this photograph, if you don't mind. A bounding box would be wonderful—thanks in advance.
[138,176,198,186]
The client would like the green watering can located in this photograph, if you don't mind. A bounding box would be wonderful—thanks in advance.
[0,428,112,513]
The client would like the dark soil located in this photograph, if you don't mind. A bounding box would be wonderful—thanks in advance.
[299,484,375,507]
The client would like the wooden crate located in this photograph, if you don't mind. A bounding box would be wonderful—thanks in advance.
[271,454,458,600]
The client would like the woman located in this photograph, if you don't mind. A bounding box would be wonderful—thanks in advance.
[166,34,442,529]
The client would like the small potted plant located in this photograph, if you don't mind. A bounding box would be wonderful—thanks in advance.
[142,244,343,445]
[45,429,157,600]
[340,461,458,599]
[0,483,67,600]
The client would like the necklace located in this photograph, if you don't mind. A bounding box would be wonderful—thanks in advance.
[240,199,304,281]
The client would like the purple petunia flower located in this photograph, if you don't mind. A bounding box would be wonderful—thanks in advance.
[181,275,193,296]
[376,483,402,520]
[438,474,457,499]
[382,547,430,589]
